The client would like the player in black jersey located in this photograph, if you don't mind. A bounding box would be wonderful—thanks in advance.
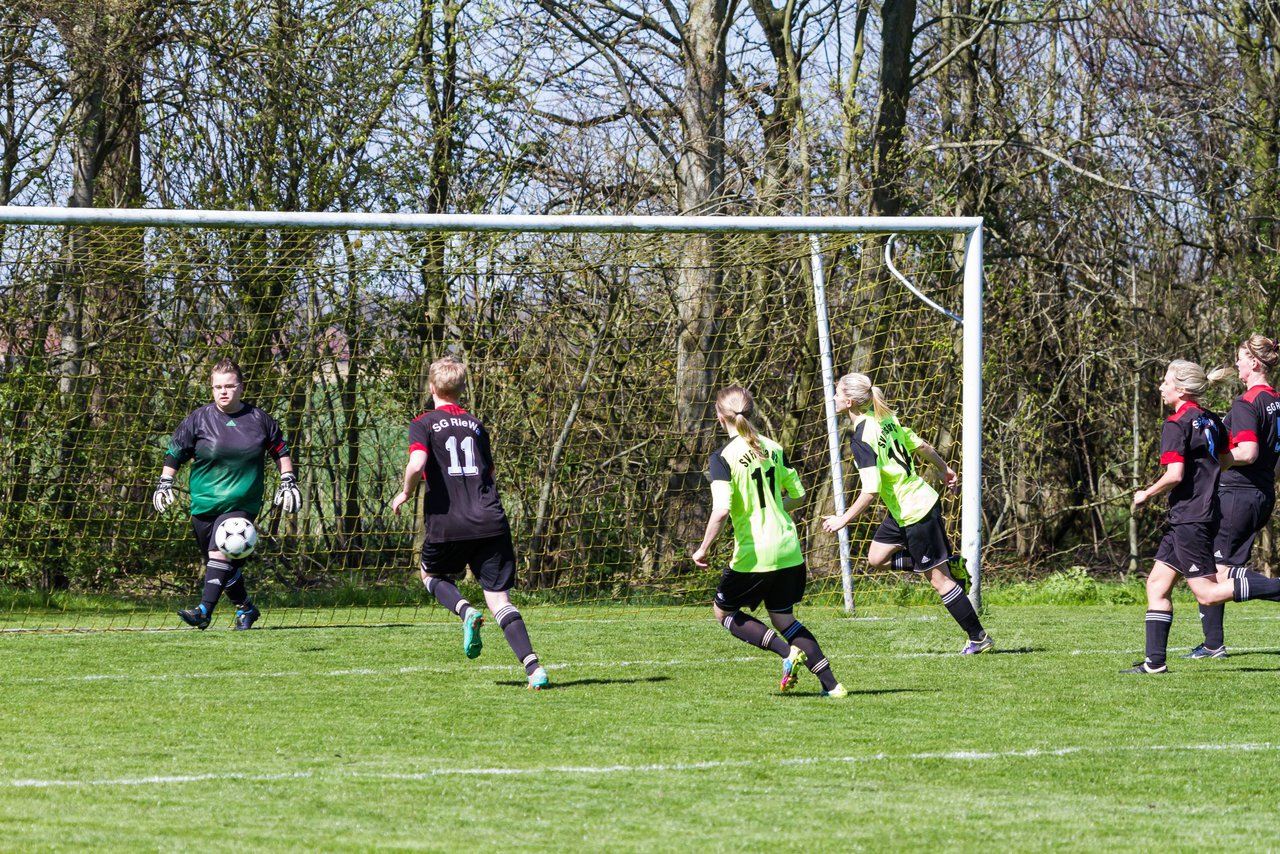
[1187,335,1280,659]
[152,358,302,630]
[391,356,548,690]
[1125,360,1280,674]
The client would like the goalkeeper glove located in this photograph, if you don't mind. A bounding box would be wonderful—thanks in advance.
[274,471,301,513]
[152,475,175,513]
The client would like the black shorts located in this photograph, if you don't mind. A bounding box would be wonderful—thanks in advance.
[191,510,254,558]
[873,503,952,571]
[1214,489,1275,566]
[1155,522,1218,579]
[714,564,807,614]
[420,533,517,593]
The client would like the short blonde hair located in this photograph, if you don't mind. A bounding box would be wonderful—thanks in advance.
[429,355,468,398]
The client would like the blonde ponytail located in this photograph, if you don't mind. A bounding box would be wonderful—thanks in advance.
[835,372,896,420]
[715,386,766,459]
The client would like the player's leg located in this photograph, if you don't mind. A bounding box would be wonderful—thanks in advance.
[902,507,990,653]
[1123,560,1178,673]
[475,534,547,689]
[420,541,484,658]
[766,565,841,695]
[178,513,223,629]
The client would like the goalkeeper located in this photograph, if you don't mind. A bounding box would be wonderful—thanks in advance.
[821,372,992,654]
[152,358,301,630]
[692,386,846,698]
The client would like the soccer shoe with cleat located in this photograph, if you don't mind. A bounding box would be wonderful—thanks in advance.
[462,609,484,659]
[1121,660,1168,674]
[959,632,993,655]
[1183,643,1228,659]
[234,603,261,631]
[177,606,211,630]
[821,683,848,699]
[780,646,807,692]
[527,666,549,690]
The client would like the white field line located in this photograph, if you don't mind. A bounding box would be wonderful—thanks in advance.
[4,642,1277,685]
[6,742,1278,789]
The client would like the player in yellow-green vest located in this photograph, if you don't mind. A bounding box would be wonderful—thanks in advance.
[822,373,992,654]
[692,386,846,697]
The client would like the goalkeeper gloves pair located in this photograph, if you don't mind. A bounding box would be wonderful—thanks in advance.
[151,472,302,513]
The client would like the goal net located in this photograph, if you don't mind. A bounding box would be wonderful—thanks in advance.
[0,209,982,630]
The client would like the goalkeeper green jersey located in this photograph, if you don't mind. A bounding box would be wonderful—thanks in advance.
[707,434,805,572]
[164,403,289,517]
[849,413,938,525]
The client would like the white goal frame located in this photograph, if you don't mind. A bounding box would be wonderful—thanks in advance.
[0,206,985,611]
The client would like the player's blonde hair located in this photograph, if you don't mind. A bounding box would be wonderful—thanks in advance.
[1208,334,1280,383]
[715,386,766,460]
[429,355,468,398]
[835,372,894,420]
[211,357,244,383]
[1168,359,1208,398]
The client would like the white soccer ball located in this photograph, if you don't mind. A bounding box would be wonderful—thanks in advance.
[214,517,258,559]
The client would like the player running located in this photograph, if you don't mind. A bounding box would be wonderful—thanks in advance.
[391,355,548,690]
[821,373,991,654]
[1126,359,1280,674]
[1186,335,1280,659]
[692,386,846,698]
[152,358,301,630]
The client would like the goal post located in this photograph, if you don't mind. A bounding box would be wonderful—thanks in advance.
[0,206,984,629]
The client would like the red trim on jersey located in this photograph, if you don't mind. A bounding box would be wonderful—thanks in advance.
[1160,451,1184,465]
[1241,384,1277,404]
[1231,430,1258,449]
[409,442,429,454]
[1166,401,1200,422]
[435,403,468,416]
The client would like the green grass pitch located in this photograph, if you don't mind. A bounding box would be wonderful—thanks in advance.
[2,603,1279,851]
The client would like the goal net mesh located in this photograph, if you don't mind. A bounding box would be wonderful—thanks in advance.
[0,222,965,630]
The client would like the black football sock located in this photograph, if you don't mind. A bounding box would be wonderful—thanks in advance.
[723,611,791,657]
[890,553,915,572]
[1144,610,1173,667]
[940,582,984,640]
[1234,574,1280,602]
[423,573,474,618]
[1197,603,1225,650]
[780,620,839,691]
[223,560,249,607]
[494,604,540,675]
[200,559,234,614]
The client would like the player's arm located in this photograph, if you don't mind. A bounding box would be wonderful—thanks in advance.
[273,453,301,512]
[912,441,958,493]
[822,489,876,533]
[154,418,195,513]
[1134,462,1183,508]
[691,480,732,567]
[391,449,429,515]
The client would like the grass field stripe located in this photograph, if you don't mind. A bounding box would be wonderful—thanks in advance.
[7,742,1278,788]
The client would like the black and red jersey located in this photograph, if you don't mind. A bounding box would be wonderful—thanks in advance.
[1159,401,1225,525]
[1219,384,1280,496]
[408,403,508,542]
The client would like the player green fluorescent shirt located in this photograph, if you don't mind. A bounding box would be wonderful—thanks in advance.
[849,413,938,525]
[708,434,805,572]
[164,403,289,517]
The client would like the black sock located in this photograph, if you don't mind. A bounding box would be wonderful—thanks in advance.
[1145,609,1173,667]
[1234,573,1280,602]
[494,604,539,674]
[722,611,791,657]
[781,620,839,691]
[200,559,233,614]
[890,553,915,572]
[940,582,984,640]
[1198,603,1225,650]
[224,559,249,607]
[424,573,474,618]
